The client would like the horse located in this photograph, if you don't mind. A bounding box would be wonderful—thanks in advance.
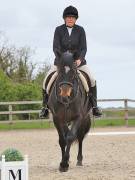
[47,51,91,172]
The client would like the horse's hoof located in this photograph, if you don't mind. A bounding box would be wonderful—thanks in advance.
[59,162,69,172]
[59,166,68,172]
[76,161,83,166]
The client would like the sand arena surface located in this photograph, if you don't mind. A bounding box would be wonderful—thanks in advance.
[0,127,135,180]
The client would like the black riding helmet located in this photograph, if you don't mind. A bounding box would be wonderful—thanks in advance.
[63,6,78,19]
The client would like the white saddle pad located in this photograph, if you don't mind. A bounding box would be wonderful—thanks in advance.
[46,70,89,94]
[77,70,89,92]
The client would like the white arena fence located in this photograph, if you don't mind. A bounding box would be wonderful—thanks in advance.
[0,99,135,126]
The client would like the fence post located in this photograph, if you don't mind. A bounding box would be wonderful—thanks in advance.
[9,104,13,123]
[124,99,128,127]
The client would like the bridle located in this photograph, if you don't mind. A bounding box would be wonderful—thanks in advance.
[55,64,80,106]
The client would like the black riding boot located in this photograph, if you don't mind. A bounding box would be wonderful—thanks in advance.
[39,89,49,118]
[90,85,102,117]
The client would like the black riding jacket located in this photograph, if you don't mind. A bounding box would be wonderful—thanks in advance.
[53,24,87,66]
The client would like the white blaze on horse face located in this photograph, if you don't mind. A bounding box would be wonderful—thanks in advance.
[65,66,70,74]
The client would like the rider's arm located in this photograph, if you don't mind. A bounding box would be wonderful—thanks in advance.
[79,27,87,61]
[53,27,61,58]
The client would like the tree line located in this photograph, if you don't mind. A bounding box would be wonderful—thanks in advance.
[0,32,50,120]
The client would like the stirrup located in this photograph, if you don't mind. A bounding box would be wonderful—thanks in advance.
[92,107,102,117]
[39,107,49,118]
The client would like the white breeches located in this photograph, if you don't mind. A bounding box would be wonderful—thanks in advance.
[43,65,96,90]
[78,65,96,87]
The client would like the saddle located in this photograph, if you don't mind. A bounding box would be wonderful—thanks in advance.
[45,70,90,94]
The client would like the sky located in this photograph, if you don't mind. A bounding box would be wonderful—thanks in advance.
[0,0,135,107]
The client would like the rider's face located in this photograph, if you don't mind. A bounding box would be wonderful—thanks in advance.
[65,16,77,27]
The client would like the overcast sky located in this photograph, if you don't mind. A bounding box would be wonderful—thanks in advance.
[0,0,135,106]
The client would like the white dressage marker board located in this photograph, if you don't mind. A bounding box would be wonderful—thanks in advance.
[88,131,135,136]
[0,155,28,180]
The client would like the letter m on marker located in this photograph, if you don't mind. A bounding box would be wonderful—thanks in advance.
[9,169,22,180]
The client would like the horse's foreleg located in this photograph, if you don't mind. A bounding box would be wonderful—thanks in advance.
[59,135,66,161]
[59,127,75,172]
[58,125,70,172]
[77,116,91,166]
[62,119,81,170]
[77,139,83,166]
[53,117,68,171]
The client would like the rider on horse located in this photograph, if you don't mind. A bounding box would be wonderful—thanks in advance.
[40,5,102,118]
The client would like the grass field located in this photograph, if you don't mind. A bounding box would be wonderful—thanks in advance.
[0,119,135,130]
[0,121,54,130]
[94,119,135,127]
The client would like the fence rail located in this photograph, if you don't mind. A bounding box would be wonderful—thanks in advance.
[0,99,135,126]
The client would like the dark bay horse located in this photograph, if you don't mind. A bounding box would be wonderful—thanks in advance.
[48,52,91,172]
